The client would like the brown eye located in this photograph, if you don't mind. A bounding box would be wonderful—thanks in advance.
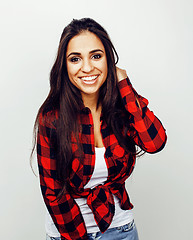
[92,54,102,60]
[70,57,80,62]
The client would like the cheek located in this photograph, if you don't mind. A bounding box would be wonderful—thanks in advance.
[102,62,108,77]
[66,63,80,77]
[97,59,108,75]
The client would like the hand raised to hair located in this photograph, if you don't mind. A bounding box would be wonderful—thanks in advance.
[116,67,142,110]
[116,66,128,82]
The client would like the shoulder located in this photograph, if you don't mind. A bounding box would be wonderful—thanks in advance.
[38,109,58,129]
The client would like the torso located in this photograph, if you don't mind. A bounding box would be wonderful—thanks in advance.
[91,107,104,148]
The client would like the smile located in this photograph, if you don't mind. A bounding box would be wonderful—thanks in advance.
[80,75,99,84]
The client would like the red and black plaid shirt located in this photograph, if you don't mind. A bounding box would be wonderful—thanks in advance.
[37,77,167,239]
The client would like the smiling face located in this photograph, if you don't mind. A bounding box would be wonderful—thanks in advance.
[66,31,108,101]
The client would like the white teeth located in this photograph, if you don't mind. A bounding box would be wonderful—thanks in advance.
[81,75,98,81]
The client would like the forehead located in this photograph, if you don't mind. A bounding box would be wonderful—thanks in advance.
[66,31,105,54]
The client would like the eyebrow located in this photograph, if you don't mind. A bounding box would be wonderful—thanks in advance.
[66,49,104,58]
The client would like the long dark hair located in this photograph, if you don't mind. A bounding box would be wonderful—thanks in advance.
[31,18,140,191]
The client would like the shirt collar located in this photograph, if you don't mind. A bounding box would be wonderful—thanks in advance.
[79,101,104,121]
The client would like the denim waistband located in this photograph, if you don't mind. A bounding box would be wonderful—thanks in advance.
[116,219,135,231]
[87,219,135,238]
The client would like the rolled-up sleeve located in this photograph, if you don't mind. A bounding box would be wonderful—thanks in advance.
[118,77,167,153]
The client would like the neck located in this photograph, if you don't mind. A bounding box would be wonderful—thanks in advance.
[81,92,100,112]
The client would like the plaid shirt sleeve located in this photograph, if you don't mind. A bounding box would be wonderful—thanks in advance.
[118,77,167,153]
[37,112,87,240]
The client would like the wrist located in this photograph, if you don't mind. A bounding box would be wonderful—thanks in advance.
[117,76,127,82]
[116,68,127,82]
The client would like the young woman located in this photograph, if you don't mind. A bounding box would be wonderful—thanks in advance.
[33,18,167,240]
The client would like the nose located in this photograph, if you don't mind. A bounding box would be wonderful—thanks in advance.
[81,59,94,73]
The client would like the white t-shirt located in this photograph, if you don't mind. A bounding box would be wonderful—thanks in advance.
[45,147,133,237]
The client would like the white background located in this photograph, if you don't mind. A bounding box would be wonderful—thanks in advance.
[0,0,193,239]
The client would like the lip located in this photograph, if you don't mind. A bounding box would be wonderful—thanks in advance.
[79,74,99,79]
[79,74,99,85]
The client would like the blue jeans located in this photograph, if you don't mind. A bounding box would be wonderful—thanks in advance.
[46,220,139,240]
[46,235,60,240]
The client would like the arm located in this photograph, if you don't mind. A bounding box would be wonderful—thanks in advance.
[116,67,167,153]
[37,112,87,240]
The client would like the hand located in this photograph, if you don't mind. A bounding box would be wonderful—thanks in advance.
[116,66,128,82]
